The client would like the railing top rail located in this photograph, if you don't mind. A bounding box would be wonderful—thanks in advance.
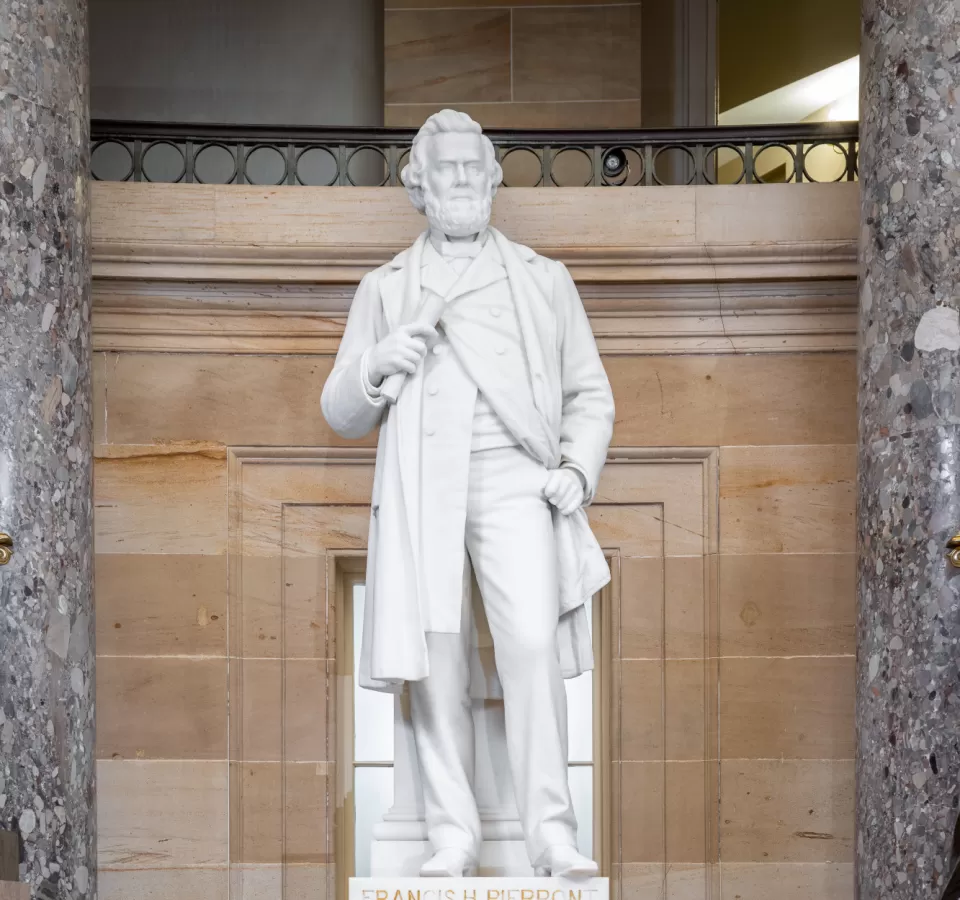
[91,119,859,146]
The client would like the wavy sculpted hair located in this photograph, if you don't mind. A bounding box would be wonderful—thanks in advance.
[400,109,503,214]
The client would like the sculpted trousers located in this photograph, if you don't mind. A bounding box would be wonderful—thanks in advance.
[409,446,579,865]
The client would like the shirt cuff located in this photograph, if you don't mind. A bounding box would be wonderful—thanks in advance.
[559,461,588,493]
[360,349,384,402]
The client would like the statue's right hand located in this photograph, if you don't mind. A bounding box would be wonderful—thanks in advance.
[367,323,438,386]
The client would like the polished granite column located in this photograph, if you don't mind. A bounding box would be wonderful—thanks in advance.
[0,0,94,897]
[857,2,960,898]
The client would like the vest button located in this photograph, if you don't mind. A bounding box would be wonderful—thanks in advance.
[432,344,446,356]
[425,427,436,436]
[496,346,507,355]
[427,385,439,396]
[490,307,502,318]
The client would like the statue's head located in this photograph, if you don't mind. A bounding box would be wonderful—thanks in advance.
[401,109,503,238]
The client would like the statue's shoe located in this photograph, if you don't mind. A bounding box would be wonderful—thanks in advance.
[420,848,477,877]
[533,845,599,879]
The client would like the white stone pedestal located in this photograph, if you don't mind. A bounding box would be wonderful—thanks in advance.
[351,877,609,900]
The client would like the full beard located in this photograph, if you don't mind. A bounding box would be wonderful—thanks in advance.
[424,191,492,239]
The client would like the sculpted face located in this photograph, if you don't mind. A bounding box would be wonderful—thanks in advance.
[422,130,494,238]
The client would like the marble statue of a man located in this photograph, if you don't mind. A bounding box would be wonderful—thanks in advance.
[322,110,615,879]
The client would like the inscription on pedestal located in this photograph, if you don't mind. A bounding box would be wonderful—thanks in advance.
[350,877,609,900]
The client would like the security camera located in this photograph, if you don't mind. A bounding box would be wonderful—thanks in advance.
[602,148,629,184]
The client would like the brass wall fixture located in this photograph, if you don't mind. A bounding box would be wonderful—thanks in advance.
[0,533,11,566]
[948,533,960,569]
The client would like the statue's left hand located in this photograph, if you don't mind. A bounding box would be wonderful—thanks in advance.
[543,468,585,515]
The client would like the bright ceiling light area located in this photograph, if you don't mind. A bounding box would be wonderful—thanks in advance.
[719,56,860,125]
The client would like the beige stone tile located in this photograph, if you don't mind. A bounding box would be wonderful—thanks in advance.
[720,760,854,862]
[666,864,712,900]
[588,505,664,559]
[719,445,856,555]
[103,353,370,447]
[97,760,228,868]
[590,490,704,560]
[97,656,227,760]
[605,354,857,449]
[283,767,333,864]
[619,660,705,761]
[230,762,331,864]
[493,187,697,248]
[231,658,330,763]
[696,183,860,246]
[285,554,337,659]
[620,761,709,863]
[720,657,855,760]
[0,885,29,900]
[241,507,369,562]
[240,461,375,515]
[99,867,228,900]
[618,660,661,760]
[385,100,644,130]
[237,554,334,660]
[704,552,721,668]
[95,182,849,260]
[588,460,709,556]
[719,553,855,656]
[96,553,227,656]
[385,9,511,104]
[282,502,371,557]
[179,184,698,251]
[596,459,704,507]
[662,660,709,761]
[620,556,706,660]
[619,761,663,862]
[212,187,422,248]
[616,864,664,900]
[619,556,663,660]
[720,862,853,900]
[237,554,284,659]
[92,308,346,355]
[237,465,374,567]
[619,863,713,900]
[92,182,216,245]
[94,450,227,555]
[513,7,642,102]
[230,865,331,900]
[283,863,333,900]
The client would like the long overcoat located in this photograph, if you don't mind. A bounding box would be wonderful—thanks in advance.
[321,229,615,692]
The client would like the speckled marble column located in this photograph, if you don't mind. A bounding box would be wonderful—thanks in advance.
[0,1,94,898]
[857,3,960,898]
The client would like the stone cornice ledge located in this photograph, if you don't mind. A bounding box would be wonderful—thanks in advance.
[93,278,857,355]
[91,183,858,353]
[92,238,857,284]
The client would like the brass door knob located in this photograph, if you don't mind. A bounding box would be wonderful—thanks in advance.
[948,534,960,569]
[0,533,11,566]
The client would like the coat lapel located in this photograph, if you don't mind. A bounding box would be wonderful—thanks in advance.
[420,241,460,300]
[379,266,406,333]
[489,228,561,441]
[444,237,507,304]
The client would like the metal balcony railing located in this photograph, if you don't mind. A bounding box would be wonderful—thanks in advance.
[90,120,859,188]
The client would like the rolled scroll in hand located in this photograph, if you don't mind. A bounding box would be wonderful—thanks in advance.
[381,292,448,405]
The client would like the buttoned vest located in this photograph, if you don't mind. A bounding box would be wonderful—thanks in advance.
[418,271,537,621]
